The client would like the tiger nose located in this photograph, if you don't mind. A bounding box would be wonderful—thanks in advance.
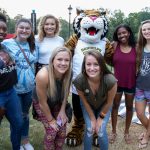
[90,16,97,21]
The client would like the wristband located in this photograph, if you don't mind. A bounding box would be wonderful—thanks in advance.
[99,112,106,119]
[48,118,55,124]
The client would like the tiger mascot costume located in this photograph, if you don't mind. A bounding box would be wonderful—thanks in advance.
[65,7,113,147]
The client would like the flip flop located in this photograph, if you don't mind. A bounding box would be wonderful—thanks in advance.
[138,141,148,149]
[124,134,132,144]
[138,133,145,140]
[109,133,117,144]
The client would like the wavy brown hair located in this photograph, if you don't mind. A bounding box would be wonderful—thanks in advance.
[37,14,60,42]
[136,20,150,73]
[82,50,111,80]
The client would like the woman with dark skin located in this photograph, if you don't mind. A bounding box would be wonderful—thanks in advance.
[109,24,136,144]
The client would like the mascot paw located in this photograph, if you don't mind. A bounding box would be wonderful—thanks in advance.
[93,133,99,147]
[65,127,84,146]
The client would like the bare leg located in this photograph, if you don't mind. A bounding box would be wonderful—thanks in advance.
[135,101,148,129]
[138,104,150,149]
[111,93,122,134]
[124,93,134,144]
[124,93,134,134]
[109,93,122,143]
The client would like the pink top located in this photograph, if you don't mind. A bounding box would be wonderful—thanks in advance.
[113,44,136,88]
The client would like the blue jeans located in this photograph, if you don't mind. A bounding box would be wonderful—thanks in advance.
[80,101,111,150]
[0,88,23,150]
[17,91,32,140]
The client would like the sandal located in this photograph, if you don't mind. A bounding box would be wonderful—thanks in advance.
[124,134,132,144]
[138,140,148,149]
[109,133,117,144]
[138,133,145,141]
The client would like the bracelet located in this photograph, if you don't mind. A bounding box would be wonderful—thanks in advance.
[99,112,106,119]
[48,118,54,124]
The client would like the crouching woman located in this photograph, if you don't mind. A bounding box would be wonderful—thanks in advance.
[73,50,117,150]
[32,46,72,150]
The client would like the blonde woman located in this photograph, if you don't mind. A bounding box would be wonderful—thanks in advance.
[135,20,150,149]
[33,46,72,150]
[35,14,64,74]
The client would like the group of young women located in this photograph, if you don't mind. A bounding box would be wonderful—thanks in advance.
[109,20,150,149]
[0,12,150,150]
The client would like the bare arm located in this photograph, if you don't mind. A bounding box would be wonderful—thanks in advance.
[36,67,53,122]
[96,82,117,134]
[100,82,117,115]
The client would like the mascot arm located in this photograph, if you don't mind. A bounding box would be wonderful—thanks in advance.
[104,39,114,66]
[64,34,78,56]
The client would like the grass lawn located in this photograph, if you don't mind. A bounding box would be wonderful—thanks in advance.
[1,112,150,150]
[0,94,150,150]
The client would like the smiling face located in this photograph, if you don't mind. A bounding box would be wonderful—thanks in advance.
[142,22,150,41]
[117,27,130,44]
[85,54,100,79]
[53,51,70,79]
[80,16,104,43]
[73,9,108,43]
[44,18,57,37]
[16,22,32,41]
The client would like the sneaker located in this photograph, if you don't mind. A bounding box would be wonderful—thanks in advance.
[23,143,34,150]
[20,146,24,150]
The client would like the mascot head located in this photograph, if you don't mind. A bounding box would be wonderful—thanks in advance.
[73,7,108,43]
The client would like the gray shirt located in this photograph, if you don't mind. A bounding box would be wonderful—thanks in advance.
[73,73,117,110]
[136,50,150,90]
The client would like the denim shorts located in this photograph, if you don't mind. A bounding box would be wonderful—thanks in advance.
[117,86,135,95]
[135,88,150,104]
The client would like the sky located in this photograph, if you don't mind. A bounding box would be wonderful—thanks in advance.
[0,0,149,21]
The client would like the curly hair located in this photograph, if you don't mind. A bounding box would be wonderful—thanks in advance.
[113,24,136,47]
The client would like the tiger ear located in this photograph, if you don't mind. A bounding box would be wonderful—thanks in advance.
[76,7,84,15]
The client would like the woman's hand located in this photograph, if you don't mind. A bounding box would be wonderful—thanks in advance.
[49,119,59,131]
[57,109,68,126]
[95,117,103,134]
[91,118,97,134]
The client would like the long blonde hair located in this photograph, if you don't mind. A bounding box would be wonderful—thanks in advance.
[38,14,60,42]
[136,19,150,73]
[47,46,72,101]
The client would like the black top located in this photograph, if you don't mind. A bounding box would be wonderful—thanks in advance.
[0,49,17,92]
[32,79,64,108]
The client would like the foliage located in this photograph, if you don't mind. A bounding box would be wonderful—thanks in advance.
[0,7,150,41]
[107,7,150,41]
[59,18,73,41]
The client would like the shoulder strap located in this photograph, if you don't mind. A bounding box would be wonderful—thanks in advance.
[15,40,31,66]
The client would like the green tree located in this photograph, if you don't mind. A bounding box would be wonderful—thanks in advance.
[107,10,125,41]
[59,18,73,41]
